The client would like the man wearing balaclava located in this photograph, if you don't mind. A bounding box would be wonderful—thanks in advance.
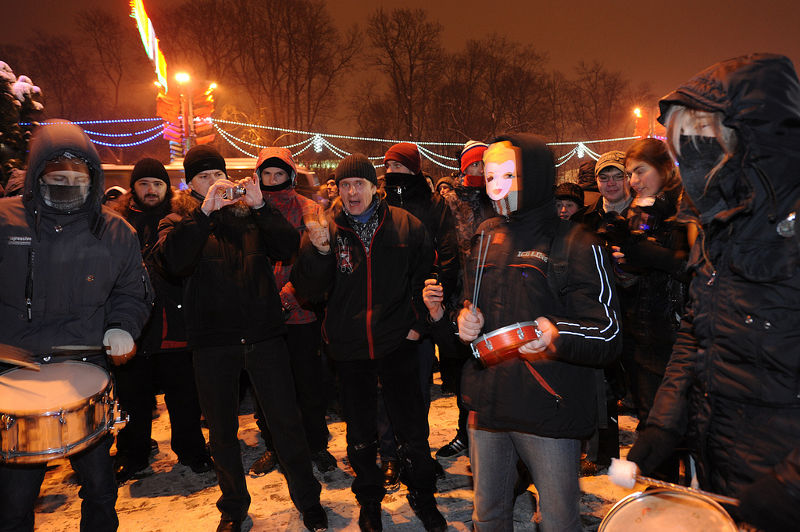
[0,120,152,531]
[456,133,621,531]
[153,145,327,532]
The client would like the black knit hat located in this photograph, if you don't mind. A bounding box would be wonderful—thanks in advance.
[130,157,169,189]
[555,182,585,206]
[183,145,226,183]
[335,153,377,186]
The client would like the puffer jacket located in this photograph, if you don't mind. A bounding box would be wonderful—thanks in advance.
[0,121,152,359]
[460,133,621,438]
[154,189,299,349]
[648,53,800,499]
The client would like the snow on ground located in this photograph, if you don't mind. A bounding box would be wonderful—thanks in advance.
[32,375,638,531]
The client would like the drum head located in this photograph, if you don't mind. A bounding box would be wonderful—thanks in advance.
[0,361,109,413]
[600,489,738,532]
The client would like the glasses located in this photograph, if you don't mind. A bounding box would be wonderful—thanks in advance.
[597,173,626,182]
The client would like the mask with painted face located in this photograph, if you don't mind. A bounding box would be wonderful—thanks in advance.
[483,141,522,216]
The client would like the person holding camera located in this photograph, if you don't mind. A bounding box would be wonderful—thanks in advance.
[154,145,326,532]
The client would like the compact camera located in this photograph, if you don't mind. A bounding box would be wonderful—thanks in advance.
[221,185,247,200]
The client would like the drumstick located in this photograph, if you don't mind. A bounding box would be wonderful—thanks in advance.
[0,343,41,371]
[609,458,739,506]
[472,231,484,313]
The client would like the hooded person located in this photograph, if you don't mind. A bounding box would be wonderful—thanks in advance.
[154,145,327,532]
[246,147,338,477]
[554,182,585,221]
[0,120,153,531]
[626,53,800,532]
[456,133,621,531]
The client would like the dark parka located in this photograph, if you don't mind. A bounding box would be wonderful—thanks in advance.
[460,134,622,438]
[0,121,152,359]
[154,189,299,349]
[647,54,800,500]
[291,199,433,361]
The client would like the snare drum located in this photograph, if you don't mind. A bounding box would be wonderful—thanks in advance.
[0,361,126,464]
[470,321,541,367]
[599,489,738,531]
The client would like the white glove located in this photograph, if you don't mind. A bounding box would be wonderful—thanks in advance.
[103,328,136,363]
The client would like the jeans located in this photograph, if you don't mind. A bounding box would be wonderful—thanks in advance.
[469,428,582,532]
[193,337,320,520]
[0,435,118,532]
[335,340,436,505]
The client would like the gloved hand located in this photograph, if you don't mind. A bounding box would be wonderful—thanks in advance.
[626,426,681,476]
[103,328,136,366]
[738,472,800,532]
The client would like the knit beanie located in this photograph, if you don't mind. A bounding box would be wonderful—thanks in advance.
[555,182,585,206]
[130,157,170,189]
[460,140,488,174]
[183,145,226,183]
[383,142,421,174]
[335,153,378,186]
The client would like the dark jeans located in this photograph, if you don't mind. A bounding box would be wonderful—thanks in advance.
[0,435,118,532]
[336,340,436,505]
[439,355,469,442]
[193,337,320,520]
[254,322,330,453]
[113,350,207,466]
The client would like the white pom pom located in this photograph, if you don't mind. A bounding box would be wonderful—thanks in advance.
[609,458,638,489]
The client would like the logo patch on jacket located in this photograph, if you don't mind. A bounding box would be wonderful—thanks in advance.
[7,236,32,246]
[337,235,354,274]
[517,250,548,262]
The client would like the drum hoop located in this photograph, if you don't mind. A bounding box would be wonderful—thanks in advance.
[600,488,737,531]
[0,419,114,462]
[0,361,111,414]
[472,321,539,346]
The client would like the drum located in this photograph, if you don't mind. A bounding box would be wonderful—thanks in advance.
[599,489,738,532]
[0,361,126,464]
[470,321,541,367]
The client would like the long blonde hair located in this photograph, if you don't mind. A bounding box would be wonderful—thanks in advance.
[663,106,737,184]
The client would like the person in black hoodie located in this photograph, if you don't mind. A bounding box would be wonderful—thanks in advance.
[0,120,152,532]
[626,53,800,532]
[291,154,445,532]
[111,158,211,484]
[457,134,621,531]
[154,145,326,532]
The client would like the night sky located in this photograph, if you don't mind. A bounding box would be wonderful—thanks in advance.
[5,0,800,113]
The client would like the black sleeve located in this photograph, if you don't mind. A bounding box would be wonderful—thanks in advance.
[251,203,300,263]
[153,208,213,278]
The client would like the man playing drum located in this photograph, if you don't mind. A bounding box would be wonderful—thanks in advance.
[0,120,153,531]
[457,134,622,532]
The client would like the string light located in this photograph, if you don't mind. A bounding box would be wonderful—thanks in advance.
[83,124,163,138]
[88,130,164,148]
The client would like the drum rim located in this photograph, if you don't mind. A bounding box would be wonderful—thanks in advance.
[471,321,539,347]
[0,361,111,414]
[599,488,738,531]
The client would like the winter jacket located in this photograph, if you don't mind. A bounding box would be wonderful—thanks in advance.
[0,121,152,359]
[460,133,621,438]
[647,54,800,500]
[154,189,299,349]
[384,171,460,304]
[114,192,187,354]
[291,199,433,361]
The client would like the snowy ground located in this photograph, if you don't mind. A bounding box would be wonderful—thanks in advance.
[32,374,638,531]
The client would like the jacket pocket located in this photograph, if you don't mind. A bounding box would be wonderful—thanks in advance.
[730,238,798,282]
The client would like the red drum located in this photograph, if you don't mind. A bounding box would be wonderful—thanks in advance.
[470,321,541,367]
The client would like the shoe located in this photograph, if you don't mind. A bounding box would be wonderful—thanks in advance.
[311,449,337,472]
[433,459,446,481]
[216,518,241,532]
[114,460,148,485]
[249,449,277,476]
[435,436,467,458]
[150,438,159,455]
[381,459,400,491]
[407,493,446,532]
[302,503,328,531]
[181,453,214,474]
[358,502,382,531]
[580,458,599,476]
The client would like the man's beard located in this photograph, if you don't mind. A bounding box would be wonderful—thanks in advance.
[134,193,166,211]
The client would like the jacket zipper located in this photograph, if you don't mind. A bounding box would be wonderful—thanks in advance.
[523,360,563,407]
[25,248,35,322]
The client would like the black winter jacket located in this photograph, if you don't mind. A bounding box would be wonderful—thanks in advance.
[291,200,433,361]
[648,53,800,500]
[155,190,299,349]
[461,134,621,438]
[0,122,152,359]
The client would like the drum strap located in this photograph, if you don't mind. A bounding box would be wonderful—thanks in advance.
[523,360,562,406]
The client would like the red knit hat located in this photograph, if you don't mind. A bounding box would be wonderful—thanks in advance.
[383,142,421,174]
[460,140,488,174]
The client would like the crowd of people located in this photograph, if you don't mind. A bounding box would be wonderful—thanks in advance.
[1,52,799,532]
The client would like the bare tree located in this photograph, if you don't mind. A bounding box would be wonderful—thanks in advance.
[76,9,128,110]
[567,61,631,139]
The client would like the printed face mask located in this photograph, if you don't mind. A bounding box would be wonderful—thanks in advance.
[677,135,726,214]
[484,141,521,216]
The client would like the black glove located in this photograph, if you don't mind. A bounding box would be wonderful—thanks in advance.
[620,236,682,273]
[738,473,800,532]
[626,426,681,476]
